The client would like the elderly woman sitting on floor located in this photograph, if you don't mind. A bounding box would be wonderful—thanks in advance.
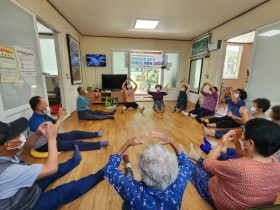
[189,118,280,210]
[103,131,193,210]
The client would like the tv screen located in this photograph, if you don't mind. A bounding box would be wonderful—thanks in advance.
[102,74,127,90]
[86,54,106,66]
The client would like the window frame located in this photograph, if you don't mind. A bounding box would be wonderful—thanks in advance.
[111,49,181,89]
[222,44,243,80]
[188,58,203,94]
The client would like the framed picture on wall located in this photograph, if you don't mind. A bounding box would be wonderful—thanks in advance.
[191,34,210,57]
[66,34,83,84]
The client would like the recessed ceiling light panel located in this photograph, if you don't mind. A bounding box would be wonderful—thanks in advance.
[135,19,159,29]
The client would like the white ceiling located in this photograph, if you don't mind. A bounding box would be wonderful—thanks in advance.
[228,31,255,43]
[48,0,268,40]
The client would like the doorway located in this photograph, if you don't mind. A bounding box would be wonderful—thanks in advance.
[36,21,68,115]
[221,31,255,92]
[216,31,255,115]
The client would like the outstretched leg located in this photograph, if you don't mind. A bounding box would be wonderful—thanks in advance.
[33,169,105,210]
[36,145,82,191]
[57,139,109,151]
[57,129,102,141]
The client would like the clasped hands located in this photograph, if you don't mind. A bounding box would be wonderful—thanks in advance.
[126,131,173,147]
[219,129,243,148]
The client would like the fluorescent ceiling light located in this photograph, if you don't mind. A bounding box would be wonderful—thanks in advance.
[259,30,280,37]
[135,19,159,29]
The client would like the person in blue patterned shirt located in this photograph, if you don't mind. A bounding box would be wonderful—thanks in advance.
[103,131,193,210]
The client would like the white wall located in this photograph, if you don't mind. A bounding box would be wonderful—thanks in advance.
[16,0,280,108]
[204,0,280,90]
[18,0,82,113]
[80,36,191,100]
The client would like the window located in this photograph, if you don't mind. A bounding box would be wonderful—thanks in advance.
[39,35,58,75]
[188,58,203,93]
[111,50,129,75]
[223,45,243,79]
[163,52,180,88]
[111,50,180,93]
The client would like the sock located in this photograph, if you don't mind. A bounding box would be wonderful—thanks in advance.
[203,137,211,149]
[73,144,82,163]
[200,144,211,154]
[98,128,103,137]
[100,140,110,147]
[112,109,117,115]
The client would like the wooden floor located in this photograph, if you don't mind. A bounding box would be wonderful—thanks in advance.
[21,101,280,210]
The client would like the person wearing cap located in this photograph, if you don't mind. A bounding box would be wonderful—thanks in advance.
[147,83,169,113]
[28,96,109,152]
[0,118,105,209]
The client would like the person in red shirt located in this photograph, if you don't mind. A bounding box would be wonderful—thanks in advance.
[188,118,280,210]
[121,78,145,113]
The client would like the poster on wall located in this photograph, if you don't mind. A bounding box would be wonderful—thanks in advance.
[191,35,210,57]
[66,34,83,84]
[14,46,37,76]
[130,51,164,69]
[0,46,20,82]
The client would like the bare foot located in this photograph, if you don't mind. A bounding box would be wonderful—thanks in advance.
[202,125,215,137]
[140,107,145,113]
[189,143,201,162]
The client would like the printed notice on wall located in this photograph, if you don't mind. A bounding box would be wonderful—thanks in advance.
[130,51,164,69]
[0,46,20,82]
[14,46,37,76]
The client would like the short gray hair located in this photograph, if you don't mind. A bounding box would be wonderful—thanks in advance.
[138,144,179,190]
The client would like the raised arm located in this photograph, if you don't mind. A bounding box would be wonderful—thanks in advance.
[129,78,138,90]
[200,82,206,94]
[208,82,217,94]
[147,83,151,93]
[54,107,67,129]
[232,129,246,158]
[177,78,188,87]
[229,87,238,104]
[149,131,183,153]
[165,84,169,94]
[122,78,128,91]
[116,132,151,156]
[36,122,58,180]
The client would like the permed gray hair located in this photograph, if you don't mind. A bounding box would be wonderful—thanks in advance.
[138,144,179,190]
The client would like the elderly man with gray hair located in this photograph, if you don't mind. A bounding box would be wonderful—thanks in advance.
[103,131,193,210]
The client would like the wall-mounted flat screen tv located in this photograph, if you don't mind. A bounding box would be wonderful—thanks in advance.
[86,54,106,66]
[102,74,127,90]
